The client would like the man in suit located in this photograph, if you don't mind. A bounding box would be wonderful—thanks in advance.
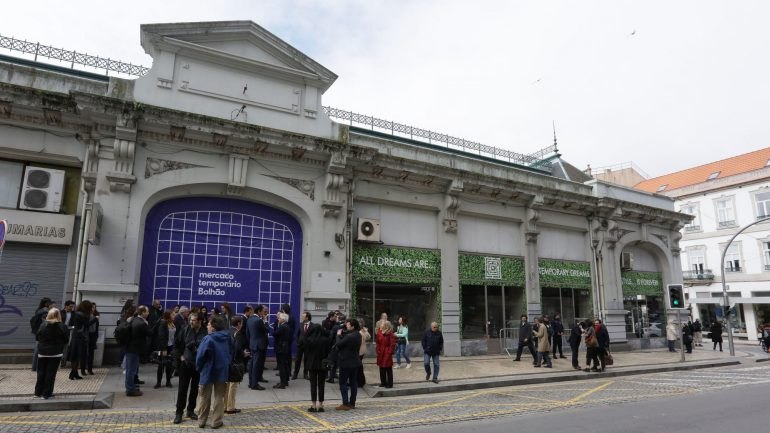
[245,304,268,390]
[292,311,312,380]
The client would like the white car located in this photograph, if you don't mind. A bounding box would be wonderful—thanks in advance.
[642,322,663,337]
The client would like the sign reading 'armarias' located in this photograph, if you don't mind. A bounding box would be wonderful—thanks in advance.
[352,244,441,282]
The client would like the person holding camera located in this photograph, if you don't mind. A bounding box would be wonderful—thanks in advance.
[303,324,330,412]
[173,312,207,424]
[335,318,362,410]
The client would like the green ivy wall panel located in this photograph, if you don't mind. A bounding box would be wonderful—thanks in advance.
[538,259,592,288]
[352,244,441,283]
[458,253,525,286]
[621,271,663,297]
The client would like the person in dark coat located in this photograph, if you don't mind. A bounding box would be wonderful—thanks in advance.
[293,311,312,380]
[31,297,52,372]
[273,312,291,389]
[513,315,536,363]
[173,312,207,424]
[303,324,330,412]
[68,300,92,380]
[225,316,247,414]
[683,321,694,353]
[245,304,268,390]
[422,322,444,383]
[327,313,346,383]
[568,320,584,370]
[125,305,150,396]
[335,318,362,410]
[710,321,724,352]
[85,303,100,375]
[35,308,69,399]
[594,319,610,371]
[551,313,565,359]
[153,310,176,388]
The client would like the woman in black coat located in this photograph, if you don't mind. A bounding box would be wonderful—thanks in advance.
[68,300,92,379]
[273,312,291,389]
[35,308,69,399]
[153,310,176,388]
[710,321,724,352]
[303,324,330,412]
[85,303,100,375]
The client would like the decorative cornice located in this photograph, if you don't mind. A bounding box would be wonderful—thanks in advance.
[145,157,208,179]
[266,175,315,200]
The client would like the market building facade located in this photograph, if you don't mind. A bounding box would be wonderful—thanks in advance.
[0,21,688,358]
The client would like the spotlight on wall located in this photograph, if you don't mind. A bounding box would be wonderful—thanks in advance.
[324,250,331,257]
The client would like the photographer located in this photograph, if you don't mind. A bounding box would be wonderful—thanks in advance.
[173,312,207,425]
[335,318,362,410]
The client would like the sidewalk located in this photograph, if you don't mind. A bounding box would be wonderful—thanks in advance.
[1,341,767,412]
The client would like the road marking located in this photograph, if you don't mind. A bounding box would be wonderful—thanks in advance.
[288,405,334,429]
[565,380,613,403]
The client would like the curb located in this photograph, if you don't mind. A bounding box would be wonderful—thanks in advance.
[0,392,113,413]
[372,360,742,397]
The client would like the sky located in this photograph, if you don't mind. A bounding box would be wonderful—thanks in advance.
[2,0,769,179]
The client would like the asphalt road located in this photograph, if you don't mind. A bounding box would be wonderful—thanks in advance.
[1,364,768,432]
[390,365,770,433]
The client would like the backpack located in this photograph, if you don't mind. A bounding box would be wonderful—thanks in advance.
[114,318,132,346]
[30,310,45,335]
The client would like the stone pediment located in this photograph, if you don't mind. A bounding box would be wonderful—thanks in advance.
[135,21,338,138]
[140,21,337,90]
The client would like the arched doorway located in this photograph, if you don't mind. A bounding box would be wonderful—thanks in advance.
[138,197,303,318]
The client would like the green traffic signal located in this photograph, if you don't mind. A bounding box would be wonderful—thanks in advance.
[668,284,684,309]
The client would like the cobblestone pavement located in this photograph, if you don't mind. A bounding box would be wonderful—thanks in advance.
[1,364,769,433]
[0,365,107,397]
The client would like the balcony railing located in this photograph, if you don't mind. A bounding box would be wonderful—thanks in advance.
[718,220,736,228]
[682,270,715,280]
[684,225,701,232]
[724,266,742,273]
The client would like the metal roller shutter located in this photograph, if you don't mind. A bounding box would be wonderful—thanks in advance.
[0,242,68,348]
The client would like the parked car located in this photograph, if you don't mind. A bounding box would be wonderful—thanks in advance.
[642,322,663,337]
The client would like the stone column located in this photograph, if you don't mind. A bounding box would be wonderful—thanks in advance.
[439,181,462,356]
[524,204,542,318]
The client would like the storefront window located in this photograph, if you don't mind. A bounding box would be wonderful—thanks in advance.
[460,285,519,339]
[624,295,664,337]
[356,281,438,341]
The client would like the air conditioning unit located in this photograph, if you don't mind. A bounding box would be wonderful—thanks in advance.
[19,166,65,213]
[356,218,381,243]
[621,252,634,270]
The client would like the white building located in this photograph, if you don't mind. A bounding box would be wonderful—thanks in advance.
[0,21,689,360]
[636,147,770,341]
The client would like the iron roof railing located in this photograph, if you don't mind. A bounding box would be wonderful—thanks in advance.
[0,35,558,168]
[0,34,149,77]
[324,106,557,168]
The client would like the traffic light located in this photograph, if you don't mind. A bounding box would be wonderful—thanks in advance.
[667,284,684,309]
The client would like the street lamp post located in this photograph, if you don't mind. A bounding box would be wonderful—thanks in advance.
[719,216,770,356]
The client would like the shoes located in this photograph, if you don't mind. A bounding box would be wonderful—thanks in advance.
[394,365,400,369]
[307,407,317,413]
[533,364,541,368]
[224,409,241,414]
[432,379,439,384]
[326,379,335,384]
[425,373,431,381]
[211,424,223,429]
[406,363,411,368]
[273,383,286,389]
[173,414,183,424]
[513,358,521,361]
[544,365,553,368]
[257,379,268,383]
[291,375,298,380]
[80,370,87,376]
[251,385,266,390]
[166,382,173,388]
[187,412,198,420]
[33,395,43,399]
[198,424,206,429]
[385,385,393,388]
[335,404,352,411]
[69,372,83,380]
[88,369,95,375]
[350,403,356,409]
[134,379,145,385]
[378,384,386,388]
[317,407,325,412]
[573,366,582,370]
[583,368,590,372]
[126,390,143,397]
[303,374,309,380]
[154,383,162,389]
[590,368,599,372]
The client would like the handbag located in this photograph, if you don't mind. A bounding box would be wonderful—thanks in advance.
[228,362,245,382]
[395,336,406,344]
[149,351,162,365]
[323,344,339,371]
[603,349,614,366]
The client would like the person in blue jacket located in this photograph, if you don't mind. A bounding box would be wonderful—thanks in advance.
[195,315,233,429]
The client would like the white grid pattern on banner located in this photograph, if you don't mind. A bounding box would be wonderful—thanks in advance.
[151,210,295,316]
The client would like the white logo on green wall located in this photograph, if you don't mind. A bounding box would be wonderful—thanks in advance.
[357,255,434,270]
[484,257,502,279]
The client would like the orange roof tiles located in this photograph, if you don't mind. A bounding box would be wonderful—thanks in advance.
[634,147,770,193]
